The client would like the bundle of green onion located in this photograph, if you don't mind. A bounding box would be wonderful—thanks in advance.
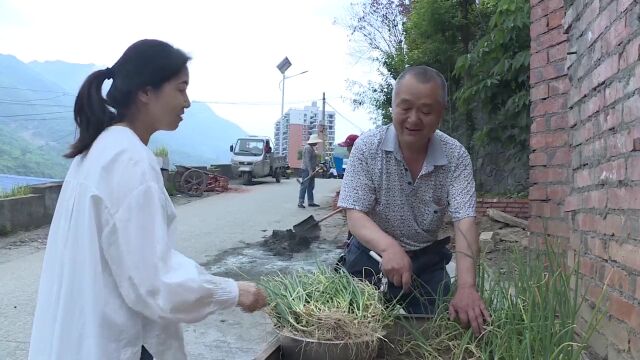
[260,266,397,342]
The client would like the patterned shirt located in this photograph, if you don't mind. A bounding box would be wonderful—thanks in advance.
[338,125,476,250]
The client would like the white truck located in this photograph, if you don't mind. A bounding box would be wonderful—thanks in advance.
[230,136,288,185]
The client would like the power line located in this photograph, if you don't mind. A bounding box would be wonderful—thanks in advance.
[19,130,75,158]
[0,111,72,118]
[0,86,73,96]
[0,116,71,122]
[0,100,73,108]
[325,101,364,132]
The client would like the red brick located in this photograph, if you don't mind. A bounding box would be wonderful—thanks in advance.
[586,283,604,303]
[532,96,567,117]
[547,132,569,147]
[623,95,640,123]
[594,55,620,87]
[589,1,618,47]
[549,42,568,63]
[619,0,635,12]
[605,81,624,107]
[531,0,562,21]
[610,241,640,272]
[570,230,581,249]
[580,257,597,277]
[608,293,640,330]
[606,266,631,293]
[529,185,548,200]
[531,117,547,132]
[548,185,570,202]
[531,2,547,21]
[549,77,570,96]
[606,188,640,209]
[530,152,548,166]
[576,213,603,232]
[530,134,546,149]
[573,121,594,145]
[530,167,567,183]
[564,195,580,211]
[542,62,568,80]
[602,106,622,132]
[583,190,607,208]
[531,68,545,84]
[587,235,607,258]
[548,219,570,237]
[550,113,568,129]
[575,169,593,187]
[604,214,625,236]
[636,277,640,300]
[620,37,640,70]
[528,216,544,233]
[531,51,549,68]
[548,9,564,29]
[576,0,600,38]
[602,17,628,54]
[582,92,604,119]
[531,84,549,100]
[607,131,633,157]
[550,147,571,165]
[531,17,549,38]
[568,104,580,127]
[597,159,626,183]
[628,157,640,180]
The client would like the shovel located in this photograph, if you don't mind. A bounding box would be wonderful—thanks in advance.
[295,168,320,184]
[292,208,343,235]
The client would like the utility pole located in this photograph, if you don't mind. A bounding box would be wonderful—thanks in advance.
[319,92,326,156]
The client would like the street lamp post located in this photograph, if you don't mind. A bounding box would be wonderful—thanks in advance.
[276,57,292,156]
[276,56,308,156]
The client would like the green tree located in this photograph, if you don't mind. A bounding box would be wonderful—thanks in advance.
[454,0,531,163]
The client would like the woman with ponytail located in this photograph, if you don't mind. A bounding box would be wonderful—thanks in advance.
[28,39,266,360]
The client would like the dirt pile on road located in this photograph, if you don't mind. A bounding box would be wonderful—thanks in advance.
[261,229,321,256]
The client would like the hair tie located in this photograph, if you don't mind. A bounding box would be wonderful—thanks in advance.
[104,67,114,80]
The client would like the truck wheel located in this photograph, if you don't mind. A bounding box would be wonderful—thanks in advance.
[242,172,252,185]
[275,169,281,183]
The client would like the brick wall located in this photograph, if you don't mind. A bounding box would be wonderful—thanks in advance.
[476,198,530,219]
[531,0,640,358]
[529,0,572,249]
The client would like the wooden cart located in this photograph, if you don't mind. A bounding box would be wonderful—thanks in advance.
[174,165,229,197]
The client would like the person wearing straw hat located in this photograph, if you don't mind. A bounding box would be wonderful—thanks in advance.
[298,133,323,208]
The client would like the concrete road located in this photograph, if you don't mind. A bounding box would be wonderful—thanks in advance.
[0,178,345,360]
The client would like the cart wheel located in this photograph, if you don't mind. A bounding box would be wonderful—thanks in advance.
[242,172,252,185]
[181,169,206,196]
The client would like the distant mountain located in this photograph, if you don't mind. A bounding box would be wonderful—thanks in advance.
[0,54,246,178]
[149,102,247,166]
[28,60,100,93]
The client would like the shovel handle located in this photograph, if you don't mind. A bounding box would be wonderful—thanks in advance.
[315,208,344,224]
[297,168,320,183]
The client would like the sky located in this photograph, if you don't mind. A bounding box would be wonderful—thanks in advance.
[0,0,378,142]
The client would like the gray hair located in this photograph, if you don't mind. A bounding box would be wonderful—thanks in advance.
[392,65,448,107]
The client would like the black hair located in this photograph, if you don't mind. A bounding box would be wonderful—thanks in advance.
[65,39,191,158]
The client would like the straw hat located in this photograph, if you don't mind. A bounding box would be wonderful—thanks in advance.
[307,134,323,144]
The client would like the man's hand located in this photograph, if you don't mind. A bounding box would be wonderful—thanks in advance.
[380,245,413,292]
[449,285,490,336]
[236,281,267,313]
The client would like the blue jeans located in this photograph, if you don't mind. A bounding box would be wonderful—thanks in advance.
[343,236,452,315]
[298,169,315,204]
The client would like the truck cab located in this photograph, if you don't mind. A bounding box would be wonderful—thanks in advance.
[230,136,286,185]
